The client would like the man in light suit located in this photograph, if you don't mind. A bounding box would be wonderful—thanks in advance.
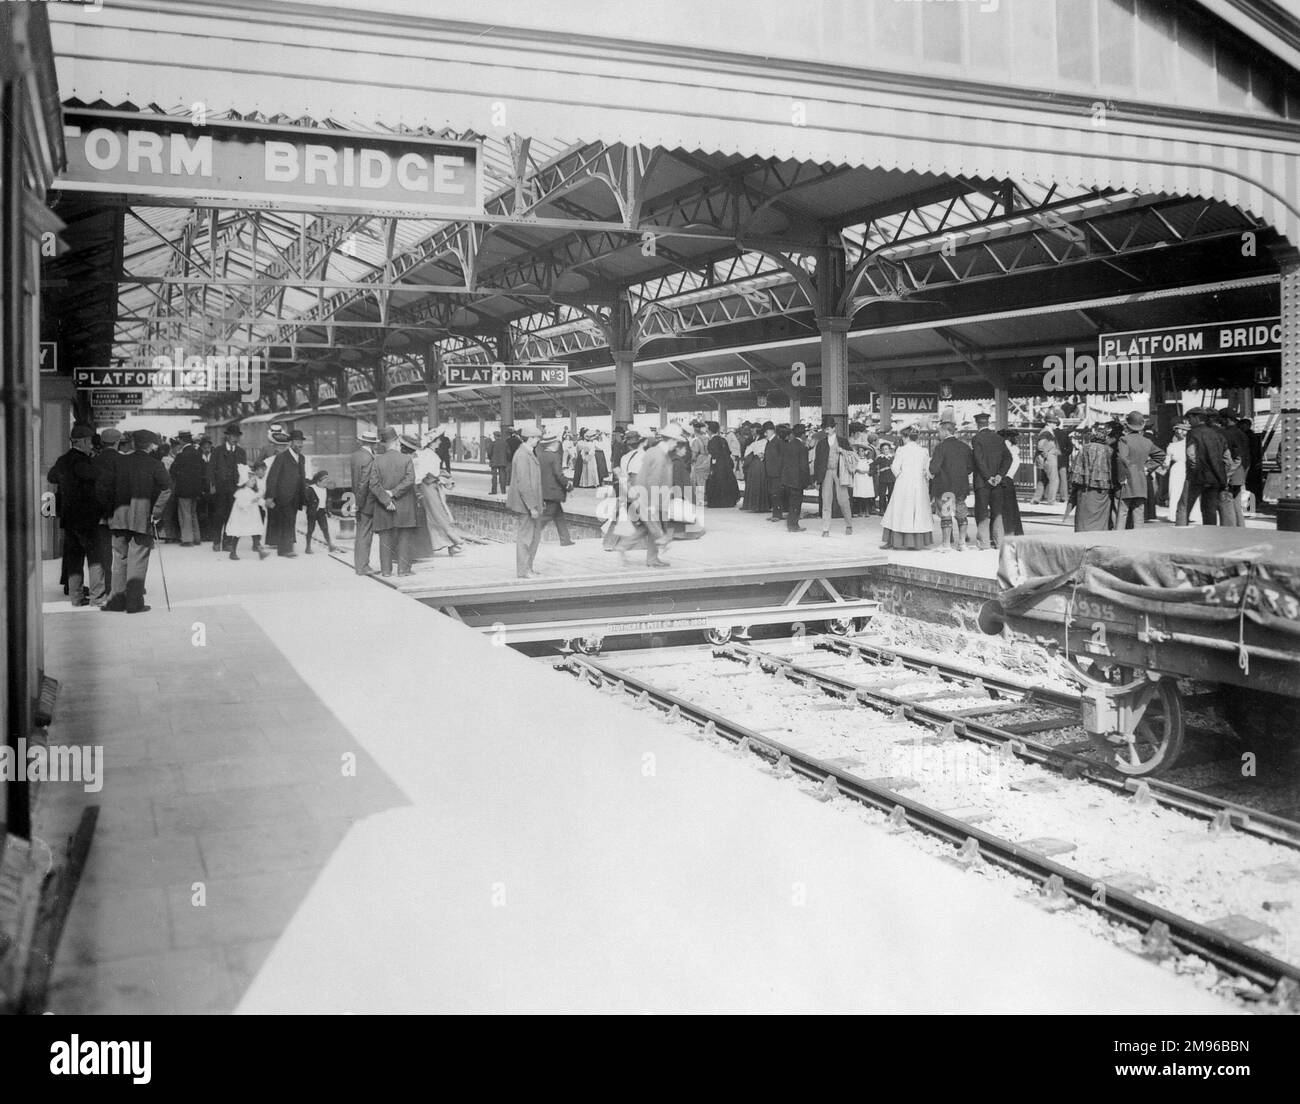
[636,422,681,568]
[505,425,543,578]
[349,427,379,575]
[812,415,854,537]
[368,426,417,576]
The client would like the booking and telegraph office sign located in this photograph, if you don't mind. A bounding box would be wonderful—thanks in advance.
[54,109,484,218]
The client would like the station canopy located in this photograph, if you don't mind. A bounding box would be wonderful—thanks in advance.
[40,0,1300,424]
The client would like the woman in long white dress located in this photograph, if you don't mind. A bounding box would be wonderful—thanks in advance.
[879,426,935,550]
[576,430,599,488]
[1163,419,1190,523]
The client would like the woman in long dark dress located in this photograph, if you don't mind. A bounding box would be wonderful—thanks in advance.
[740,426,772,511]
[704,420,739,507]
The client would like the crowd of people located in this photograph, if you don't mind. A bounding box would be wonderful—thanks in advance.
[505,421,707,576]
[1052,406,1264,531]
[349,425,463,577]
[47,418,469,609]
[50,403,1267,607]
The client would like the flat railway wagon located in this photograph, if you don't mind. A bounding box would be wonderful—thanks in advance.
[982,527,1300,777]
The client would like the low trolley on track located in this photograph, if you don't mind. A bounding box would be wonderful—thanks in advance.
[981,527,1300,777]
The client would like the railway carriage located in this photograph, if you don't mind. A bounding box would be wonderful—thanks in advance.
[982,527,1300,777]
[209,410,376,512]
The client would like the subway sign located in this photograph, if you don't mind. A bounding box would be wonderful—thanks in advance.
[56,110,484,218]
[442,363,570,387]
[872,393,938,414]
[695,369,751,395]
[1098,317,1280,363]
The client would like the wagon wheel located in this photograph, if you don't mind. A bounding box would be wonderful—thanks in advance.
[1106,676,1186,777]
[704,627,732,645]
[824,617,857,637]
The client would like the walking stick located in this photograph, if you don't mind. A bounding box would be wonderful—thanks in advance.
[151,521,172,612]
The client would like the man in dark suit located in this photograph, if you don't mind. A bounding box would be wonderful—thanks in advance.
[1181,408,1227,526]
[971,412,1011,549]
[350,427,379,575]
[488,430,509,494]
[1215,409,1249,527]
[92,427,124,595]
[264,429,306,556]
[1115,411,1165,530]
[103,429,171,613]
[538,431,575,546]
[778,423,812,532]
[210,424,247,551]
[368,426,417,575]
[169,430,204,545]
[1239,416,1264,511]
[929,418,974,551]
[764,423,788,522]
[48,424,105,607]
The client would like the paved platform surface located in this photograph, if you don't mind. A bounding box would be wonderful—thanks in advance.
[342,467,1073,599]
[37,542,1233,1013]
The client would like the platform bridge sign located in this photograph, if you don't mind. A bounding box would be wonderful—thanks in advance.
[442,363,569,387]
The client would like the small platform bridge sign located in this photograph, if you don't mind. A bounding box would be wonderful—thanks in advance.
[443,362,569,387]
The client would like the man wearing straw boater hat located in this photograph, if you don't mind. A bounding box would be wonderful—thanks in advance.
[505,425,545,578]
[264,427,305,556]
[350,426,380,574]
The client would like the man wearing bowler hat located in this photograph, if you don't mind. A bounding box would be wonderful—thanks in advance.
[211,423,247,551]
[168,430,204,546]
[369,425,418,575]
[92,427,124,595]
[47,424,105,606]
[103,429,171,613]
[1115,411,1164,530]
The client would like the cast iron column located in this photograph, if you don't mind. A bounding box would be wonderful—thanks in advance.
[1276,246,1300,530]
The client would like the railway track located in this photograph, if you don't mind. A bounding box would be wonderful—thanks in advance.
[750,636,1300,850]
[556,640,1300,1008]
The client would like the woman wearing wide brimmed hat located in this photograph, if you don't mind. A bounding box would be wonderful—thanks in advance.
[414,429,465,555]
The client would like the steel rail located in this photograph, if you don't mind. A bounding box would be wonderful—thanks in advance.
[558,653,1300,1002]
[722,643,1300,851]
[817,636,1082,711]
[819,635,1300,845]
